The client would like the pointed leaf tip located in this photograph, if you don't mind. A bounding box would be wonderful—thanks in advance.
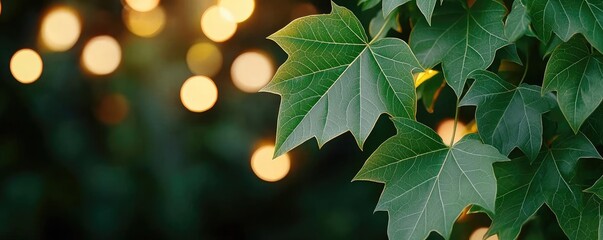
[262,4,421,156]
[355,118,505,240]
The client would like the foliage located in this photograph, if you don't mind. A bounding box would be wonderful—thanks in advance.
[264,0,603,239]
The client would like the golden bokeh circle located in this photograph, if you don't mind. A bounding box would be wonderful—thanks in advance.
[123,6,166,38]
[186,42,223,77]
[81,36,122,75]
[201,6,237,42]
[231,51,274,93]
[251,145,290,182]
[218,0,255,23]
[436,119,466,146]
[124,0,160,12]
[40,6,82,52]
[10,49,43,84]
[180,76,218,113]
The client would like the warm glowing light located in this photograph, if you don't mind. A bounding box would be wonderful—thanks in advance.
[218,0,254,23]
[186,42,222,77]
[456,206,471,222]
[96,94,129,125]
[40,6,82,52]
[465,120,478,134]
[0,1,3,16]
[123,6,165,38]
[180,76,218,112]
[436,118,466,146]
[231,51,274,93]
[81,36,122,75]
[201,6,237,42]
[290,3,318,20]
[469,227,498,240]
[251,145,290,182]
[125,0,160,12]
[414,69,439,88]
[10,49,43,84]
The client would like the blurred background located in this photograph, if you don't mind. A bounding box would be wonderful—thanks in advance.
[0,0,568,239]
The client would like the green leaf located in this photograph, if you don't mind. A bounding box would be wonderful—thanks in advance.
[582,104,603,145]
[587,176,603,200]
[541,35,564,57]
[543,36,603,133]
[382,0,410,18]
[354,118,508,240]
[498,44,523,65]
[417,72,446,113]
[505,0,530,42]
[359,0,381,11]
[579,0,603,53]
[409,0,508,97]
[369,10,401,39]
[488,133,601,239]
[264,2,422,157]
[526,0,581,43]
[555,194,602,240]
[415,0,438,25]
[381,0,437,24]
[526,0,603,53]
[460,70,556,160]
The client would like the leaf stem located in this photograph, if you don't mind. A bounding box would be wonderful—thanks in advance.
[450,98,460,147]
[518,52,530,85]
[369,13,394,44]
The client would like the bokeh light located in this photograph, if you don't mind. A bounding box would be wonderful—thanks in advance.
[414,69,439,87]
[251,145,290,182]
[40,6,82,52]
[124,0,160,12]
[290,3,318,20]
[218,0,255,23]
[469,227,498,240]
[81,36,122,75]
[201,6,237,42]
[180,76,218,113]
[123,6,166,38]
[10,49,43,84]
[436,118,466,146]
[186,42,222,77]
[0,1,3,16]
[231,51,274,93]
[465,120,478,134]
[96,94,130,125]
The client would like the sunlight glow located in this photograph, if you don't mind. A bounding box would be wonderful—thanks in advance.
[186,42,222,77]
[81,36,122,75]
[180,76,218,113]
[414,69,439,88]
[231,51,274,93]
[436,118,466,146]
[465,120,478,134]
[10,49,43,84]
[469,227,498,240]
[201,6,237,42]
[125,0,160,12]
[123,6,166,38]
[218,0,254,23]
[251,145,290,182]
[40,6,82,52]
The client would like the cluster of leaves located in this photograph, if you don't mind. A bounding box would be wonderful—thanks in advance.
[263,0,603,239]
